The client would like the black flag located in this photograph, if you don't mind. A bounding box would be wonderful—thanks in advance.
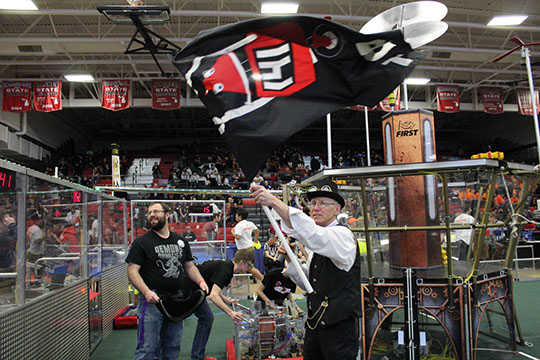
[171,16,423,180]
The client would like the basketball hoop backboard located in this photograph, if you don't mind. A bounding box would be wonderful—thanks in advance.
[97,5,170,25]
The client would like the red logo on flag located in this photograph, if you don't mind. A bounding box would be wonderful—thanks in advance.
[436,85,460,113]
[480,86,503,114]
[516,88,540,116]
[102,80,130,111]
[34,81,62,112]
[152,79,181,110]
[2,81,32,112]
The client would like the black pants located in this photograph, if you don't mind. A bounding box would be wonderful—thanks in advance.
[304,317,359,360]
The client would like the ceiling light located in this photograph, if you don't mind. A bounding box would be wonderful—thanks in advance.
[261,2,299,14]
[0,0,38,10]
[404,77,430,85]
[65,74,95,82]
[487,15,528,26]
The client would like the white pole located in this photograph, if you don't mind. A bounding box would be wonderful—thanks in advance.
[262,205,313,293]
[403,82,409,110]
[523,47,540,164]
[326,113,332,168]
[54,167,58,178]
[364,107,371,166]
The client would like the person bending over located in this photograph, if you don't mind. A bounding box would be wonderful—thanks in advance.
[190,252,254,360]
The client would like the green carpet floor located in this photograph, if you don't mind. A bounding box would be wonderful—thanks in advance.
[91,281,540,360]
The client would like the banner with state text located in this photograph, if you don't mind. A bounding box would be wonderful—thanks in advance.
[480,86,503,114]
[516,87,540,116]
[2,81,32,112]
[152,79,181,110]
[436,85,460,113]
[101,80,130,111]
[34,80,62,112]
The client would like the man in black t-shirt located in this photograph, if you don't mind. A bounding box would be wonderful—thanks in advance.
[256,268,303,313]
[126,202,208,360]
[190,251,253,360]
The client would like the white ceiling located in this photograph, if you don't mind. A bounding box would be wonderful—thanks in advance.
[0,0,538,93]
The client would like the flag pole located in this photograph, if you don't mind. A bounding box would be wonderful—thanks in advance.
[522,46,540,164]
[326,113,332,168]
[261,205,314,294]
[403,82,409,109]
[364,107,371,166]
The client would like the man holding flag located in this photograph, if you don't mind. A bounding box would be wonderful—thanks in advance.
[250,180,361,360]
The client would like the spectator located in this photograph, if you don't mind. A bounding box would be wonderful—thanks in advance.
[231,208,263,281]
[0,210,17,271]
[152,162,162,180]
[182,225,198,243]
[203,214,220,241]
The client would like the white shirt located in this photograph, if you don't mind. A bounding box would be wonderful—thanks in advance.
[233,219,258,249]
[453,213,475,245]
[27,224,44,255]
[281,207,356,286]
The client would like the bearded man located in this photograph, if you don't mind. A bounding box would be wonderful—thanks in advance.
[126,202,208,360]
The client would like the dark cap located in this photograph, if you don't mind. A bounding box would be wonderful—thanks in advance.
[306,179,345,208]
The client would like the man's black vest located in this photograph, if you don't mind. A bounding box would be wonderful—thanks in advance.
[307,239,361,328]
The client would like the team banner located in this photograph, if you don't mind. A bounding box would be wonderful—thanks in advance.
[2,81,32,112]
[517,88,540,116]
[436,85,460,113]
[34,81,62,112]
[152,79,181,110]
[377,86,400,112]
[171,15,422,179]
[480,86,503,114]
[101,80,130,111]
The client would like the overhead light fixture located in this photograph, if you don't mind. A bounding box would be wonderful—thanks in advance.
[404,77,431,85]
[487,15,528,26]
[0,0,38,10]
[65,74,95,82]
[261,2,299,14]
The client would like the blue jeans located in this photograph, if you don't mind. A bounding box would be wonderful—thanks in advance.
[134,292,184,360]
[191,300,214,360]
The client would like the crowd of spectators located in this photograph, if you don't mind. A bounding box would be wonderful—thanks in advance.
[43,141,384,191]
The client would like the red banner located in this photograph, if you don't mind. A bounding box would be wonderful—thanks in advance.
[2,81,32,112]
[480,86,503,114]
[436,85,460,113]
[152,79,181,110]
[517,88,540,115]
[377,86,400,112]
[101,80,130,111]
[349,105,375,111]
[34,81,62,112]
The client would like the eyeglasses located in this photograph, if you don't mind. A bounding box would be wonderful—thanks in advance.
[245,261,254,269]
[308,201,338,209]
[147,209,165,216]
